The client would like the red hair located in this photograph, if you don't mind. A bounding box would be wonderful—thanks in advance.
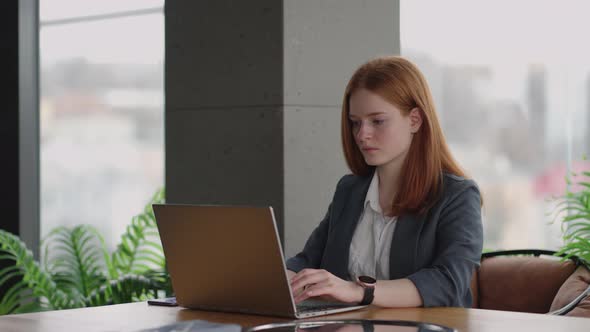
[341,56,470,216]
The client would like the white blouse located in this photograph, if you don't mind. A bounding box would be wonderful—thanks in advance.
[348,172,397,280]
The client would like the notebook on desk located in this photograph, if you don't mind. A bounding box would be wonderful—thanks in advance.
[152,204,367,318]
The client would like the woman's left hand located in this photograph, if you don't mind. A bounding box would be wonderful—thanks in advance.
[290,269,363,304]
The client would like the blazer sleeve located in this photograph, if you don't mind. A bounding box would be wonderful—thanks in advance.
[285,202,332,272]
[406,182,483,307]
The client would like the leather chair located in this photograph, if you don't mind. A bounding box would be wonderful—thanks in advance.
[470,249,590,317]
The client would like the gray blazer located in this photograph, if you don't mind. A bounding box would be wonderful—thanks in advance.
[286,171,483,308]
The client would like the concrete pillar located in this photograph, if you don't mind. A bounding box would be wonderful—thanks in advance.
[165,0,399,257]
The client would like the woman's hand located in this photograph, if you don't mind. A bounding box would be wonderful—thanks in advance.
[290,269,363,304]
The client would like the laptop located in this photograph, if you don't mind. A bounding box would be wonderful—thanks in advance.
[152,204,367,318]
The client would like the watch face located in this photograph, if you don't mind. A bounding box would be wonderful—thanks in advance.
[358,275,376,284]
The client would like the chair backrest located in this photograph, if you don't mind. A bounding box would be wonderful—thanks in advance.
[471,250,577,313]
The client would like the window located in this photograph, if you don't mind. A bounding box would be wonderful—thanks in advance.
[40,1,164,251]
[401,0,590,250]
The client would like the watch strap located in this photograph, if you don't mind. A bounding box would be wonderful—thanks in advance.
[359,285,375,305]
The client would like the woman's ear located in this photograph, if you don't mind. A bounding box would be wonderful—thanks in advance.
[409,107,423,133]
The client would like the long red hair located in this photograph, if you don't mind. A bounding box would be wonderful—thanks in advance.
[341,56,469,216]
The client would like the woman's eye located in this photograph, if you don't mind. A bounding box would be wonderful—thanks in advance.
[350,120,360,127]
[373,119,385,125]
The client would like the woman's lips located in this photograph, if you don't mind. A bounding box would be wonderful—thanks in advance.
[362,147,378,152]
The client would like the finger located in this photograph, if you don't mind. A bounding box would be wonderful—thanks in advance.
[290,268,322,284]
[291,271,330,293]
[292,287,304,298]
[294,280,331,303]
[291,275,324,292]
[293,268,331,285]
[291,282,311,298]
[290,269,322,290]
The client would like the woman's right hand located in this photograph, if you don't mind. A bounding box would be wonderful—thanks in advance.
[287,270,304,298]
[290,269,364,304]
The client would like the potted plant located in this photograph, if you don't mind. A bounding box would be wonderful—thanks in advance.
[0,189,171,315]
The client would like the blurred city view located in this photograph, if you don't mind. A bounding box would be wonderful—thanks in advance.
[40,1,164,251]
[39,1,590,253]
[402,0,590,250]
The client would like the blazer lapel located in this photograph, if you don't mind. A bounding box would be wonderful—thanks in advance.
[389,212,426,279]
[324,174,372,280]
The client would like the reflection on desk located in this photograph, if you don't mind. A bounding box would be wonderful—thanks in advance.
[139,319,241,332]
[247,319,455,332]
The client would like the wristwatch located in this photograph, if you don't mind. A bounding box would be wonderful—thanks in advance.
[356,275,376,305]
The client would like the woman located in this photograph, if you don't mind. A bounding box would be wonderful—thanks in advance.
[286,56,483,308]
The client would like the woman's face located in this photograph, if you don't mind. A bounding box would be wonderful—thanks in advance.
[348,89,421,170]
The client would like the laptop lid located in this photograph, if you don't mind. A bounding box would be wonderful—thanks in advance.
[153,204,298,317]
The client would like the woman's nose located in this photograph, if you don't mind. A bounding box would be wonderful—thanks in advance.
[355,122,371,141]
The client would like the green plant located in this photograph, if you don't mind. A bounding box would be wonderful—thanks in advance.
[0,188,170,315]
[551,169,590,266]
